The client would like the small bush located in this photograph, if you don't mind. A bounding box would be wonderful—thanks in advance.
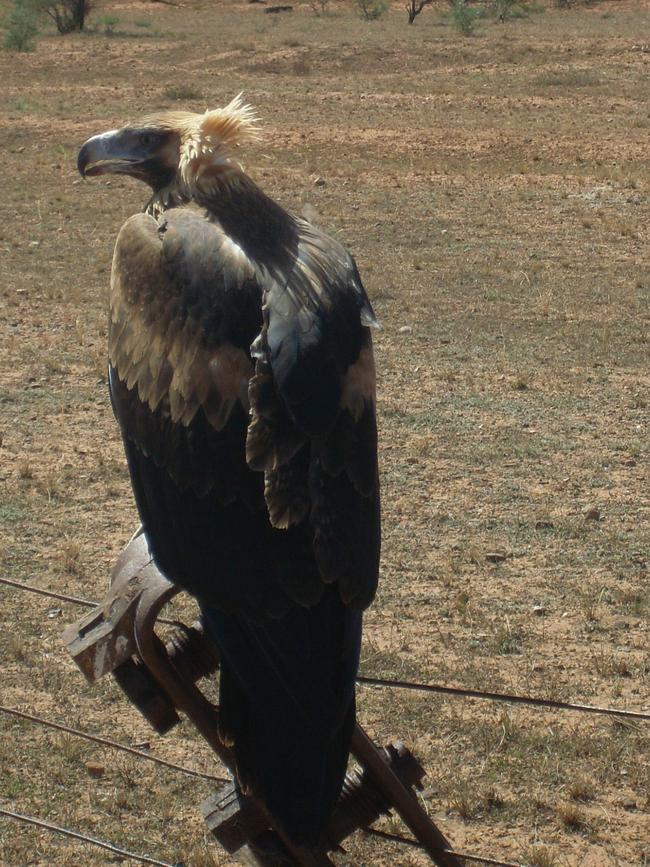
[3,0,39,51]
[356,0,388,20]
[494,0,518,18]
[493,0,542,19]
[163,83,203,101]
[448,0,481,34]
[96,12,118,33]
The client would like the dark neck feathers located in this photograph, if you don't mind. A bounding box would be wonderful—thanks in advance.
[199,173,299,273]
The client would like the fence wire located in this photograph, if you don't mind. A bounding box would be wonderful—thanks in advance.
[0,807,179,867]
[357,675,650,721]
[2,570,646,867]
[363,827,528,867]
[0,704,228,784]
[3,573,647,723]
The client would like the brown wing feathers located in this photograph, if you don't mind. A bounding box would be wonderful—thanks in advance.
[110,212,256,434]
[110,200,379,610]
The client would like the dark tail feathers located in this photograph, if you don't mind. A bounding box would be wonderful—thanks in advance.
[201,586,362,845]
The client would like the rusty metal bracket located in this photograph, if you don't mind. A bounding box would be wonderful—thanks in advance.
[64,532,462,867]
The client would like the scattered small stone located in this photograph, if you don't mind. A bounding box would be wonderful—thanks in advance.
[532,605,547,617]
[313,176,326,187]
[485,551,507,563]
[531,662,545,672]
[398,325,412,334]
[47,608,62,618]
[535,520,554,530]
[28,240,40,247]
[622,798,637,811]
[584,507,601,521]
[85,761,105,778]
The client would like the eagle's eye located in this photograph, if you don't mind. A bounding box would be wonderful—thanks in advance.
[140,132,155,147]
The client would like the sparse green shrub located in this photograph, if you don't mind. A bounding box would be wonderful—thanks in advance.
[3,0,39,51]
[454,0,481,33]
[447,0,481,34]
[356,0,388,20]
[493,0,516,19]
[493,0,541,19]
[163,83,203,101]
[96,12,118,33]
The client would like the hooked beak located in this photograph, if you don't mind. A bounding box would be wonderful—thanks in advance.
[77,129,141,178]
[78,130,120,178]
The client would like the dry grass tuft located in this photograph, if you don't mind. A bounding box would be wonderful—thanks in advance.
[447,786,477,821]
[557,801,589,833]
[18,461,34,480]
[58,539,82,575]
[526,845,560,867]
[568,777,595,803]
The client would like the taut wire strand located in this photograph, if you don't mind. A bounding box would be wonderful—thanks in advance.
[0,704,228,784]
[357,675,650,721]
[0,807,179,867]
[2,575,647,720]
[0,574,181,626]
[363,827,528,866]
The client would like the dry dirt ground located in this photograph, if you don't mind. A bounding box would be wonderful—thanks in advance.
[0,0,648,865]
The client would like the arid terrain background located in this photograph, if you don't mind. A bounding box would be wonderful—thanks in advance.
[0,0,648,864]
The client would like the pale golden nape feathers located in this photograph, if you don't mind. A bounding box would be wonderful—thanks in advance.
[142,94,260,186]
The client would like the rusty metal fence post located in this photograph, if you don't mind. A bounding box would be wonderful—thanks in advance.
[64,532,462,867]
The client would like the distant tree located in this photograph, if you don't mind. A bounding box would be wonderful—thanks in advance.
[406,0,433,23]
[308,0,330,14]
[40,0,92,33]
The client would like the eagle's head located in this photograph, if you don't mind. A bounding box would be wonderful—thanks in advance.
[77,95,259,193]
